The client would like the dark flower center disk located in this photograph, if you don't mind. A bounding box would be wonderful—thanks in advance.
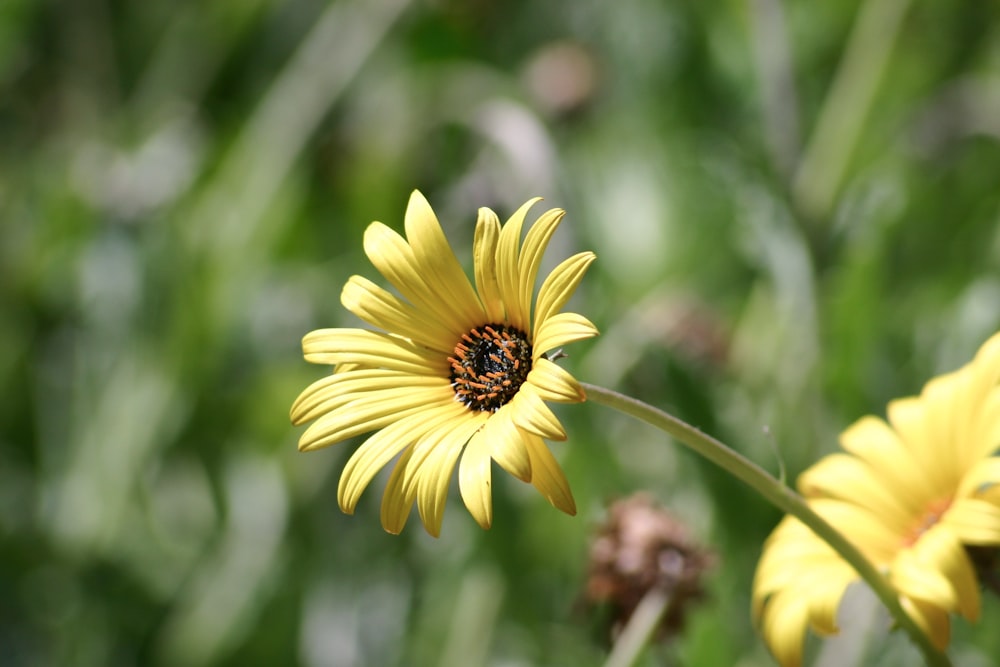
[449,324,533,412]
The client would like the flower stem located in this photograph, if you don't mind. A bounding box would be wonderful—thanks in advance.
[582,382,952,667]
[602,585,672,667]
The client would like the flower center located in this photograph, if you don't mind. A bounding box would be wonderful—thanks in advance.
[902,496,953,548]
[449,324,533,412]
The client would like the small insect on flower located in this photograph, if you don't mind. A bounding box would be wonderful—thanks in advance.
[290,191,598,536]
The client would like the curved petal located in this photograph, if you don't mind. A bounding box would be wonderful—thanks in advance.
[509,383,567,441]
[972,390,1000,460]
[496,198,541,331]
[303,328,445,374]
[526,358,586,403]
[892,549,961,613]
[838,415,935,508]
[364,222,471,335]
[758,592,811,667]
[403,190,485,328]
[291,369,446,425]
[534,251,596,327]
[523,434,576,515]
[533,312,599,356]
[337,404,460,512]
[887,397,956,499]
[894,524,980,621]
[341,275,455,352]
[380,446,417,534]
[405,409,488,537]
[474,207,504,323]
[809,498,899,563]
[299,387,452,451]
[517,207,565,333]
[459,430,493,529]
[900,596,951,651]
[956,457,1000,500]
[481,406,532,482]
[797,453,914,530]
[941,496,1000,544]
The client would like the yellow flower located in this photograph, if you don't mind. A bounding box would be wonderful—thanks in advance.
[290,191,598,536]
[753,332,1000,667]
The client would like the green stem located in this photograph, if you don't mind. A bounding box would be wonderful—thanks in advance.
[603,585,673,667]
[582,382,951,667]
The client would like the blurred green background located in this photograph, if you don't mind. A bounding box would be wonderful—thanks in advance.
[2,0,1000,665]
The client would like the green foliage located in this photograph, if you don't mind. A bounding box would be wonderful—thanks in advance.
[2,0,999,665]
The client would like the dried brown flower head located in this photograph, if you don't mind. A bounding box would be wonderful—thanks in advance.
[585,493,715,641]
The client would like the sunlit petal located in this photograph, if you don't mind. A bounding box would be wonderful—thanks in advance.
[533,312,599,355]
[299,387,452,451]
[303,328,444,374]
[403,190,485,328]
[528,358,586,403]
[363,221,470,335]
[523,435,576,515]
[406,410,488,537]
[474,207,504,322]
[460,431,493,529]
[535,251,596,326]
[517,207,564,332]
[337,404,461,511]
[509,382,567,441]
[380,446,417,535]
[341,275,455,352]
[483,406,532,482]
[496,197,541,331]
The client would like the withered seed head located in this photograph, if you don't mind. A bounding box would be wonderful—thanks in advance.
[584,493,715,642]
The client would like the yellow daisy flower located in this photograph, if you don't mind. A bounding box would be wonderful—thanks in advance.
[753,332,1000,667]
[290,190,598,536]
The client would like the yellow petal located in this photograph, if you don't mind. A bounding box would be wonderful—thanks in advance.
[303,328,444,375]
[533,312,599,355]
[964,333,1000,460]
[527,358,586,403]
[534,251,596,327]
[809,498,898,563]
[496,198,541,331]
[759,592,810,667]
[341,275,454,352]
[972,390,1000,460]
[523,434,576,515]
[474,207,504,323]
[509,383,567,441]
[459,430,493,529]
[941,496,1000,544]
[403,190,486,329]
[364,221,470,335]
[517,207,565,333]
[481,407,532,482]
[380,446,417,534]
[299,387,452,451]
[337,404,460,511]
[797,453,913,529]
[893,524,980,621]
[887,396,956,500]
[406,410,488,537]
[290,369,445,425]
[900,596,951,651]
[838,415,935,509]
[956,457,1000,501]
[892,547,960,613]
